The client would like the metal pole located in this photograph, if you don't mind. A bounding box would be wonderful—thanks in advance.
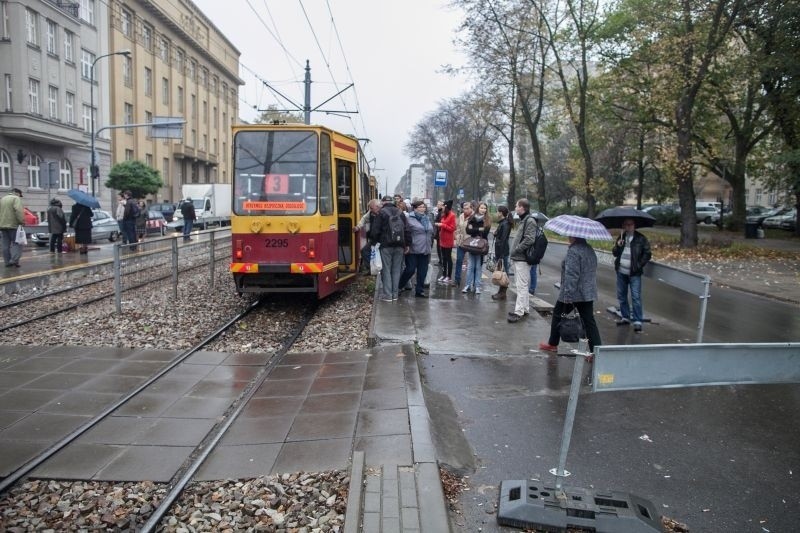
[172,238,179,300]
[697,276,711,343]
[113,243,122,312]
[209,231,215,288]
[303,60,311,125]
[554,344,588,490]
[89,50,131,197]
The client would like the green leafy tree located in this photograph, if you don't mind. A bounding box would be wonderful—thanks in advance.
[105,160,164,199]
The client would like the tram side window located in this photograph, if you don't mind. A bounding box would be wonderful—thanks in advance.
[337,161,352,214]
[319,133,333,215]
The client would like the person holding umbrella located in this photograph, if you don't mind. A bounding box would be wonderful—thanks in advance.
[69,201,93,254]
[612,218,652,332]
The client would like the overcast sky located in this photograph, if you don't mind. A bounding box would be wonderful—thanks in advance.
[191,0,471,194]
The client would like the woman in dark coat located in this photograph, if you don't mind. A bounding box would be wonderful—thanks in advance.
[69,203,93,254]
[47,198,67,253]
[491,206,512,301]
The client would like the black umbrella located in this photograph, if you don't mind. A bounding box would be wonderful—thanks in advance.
[595,206,655,229]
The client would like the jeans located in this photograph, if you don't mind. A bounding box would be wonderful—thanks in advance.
[616,272,643,324]
[465,252,483,289]
[117,221,127,244]
[529,264,538,294]
[548,300,602,352]
[379,245,405,299]
[123,220,137,246]
[440,247,453,278]
[502,254,510,276]
[512,259,531,315]
[1,228,21,265]
[454,246,466,284]
[399,254,430,295]
[182,219,194,239]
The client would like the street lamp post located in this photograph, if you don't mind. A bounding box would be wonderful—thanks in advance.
[89,49,131,197]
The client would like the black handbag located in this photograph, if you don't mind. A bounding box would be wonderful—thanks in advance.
[558,305,585,343]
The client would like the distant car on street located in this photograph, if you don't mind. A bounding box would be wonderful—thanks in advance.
[695,205,721,224]
[149,202,176,222]
[747,206,786,227]
[762,208,796,229]
[30,209,120,246]
[145,210,167,235]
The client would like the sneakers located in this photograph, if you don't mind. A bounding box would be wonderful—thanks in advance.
[437,276,445,282]
[507,313,523,323]
[462,285,471,293]
[538,342,558,353]
[380,297,392,302]
[616,318,630,326]
[475,287,481,294]
[633,322,643,333]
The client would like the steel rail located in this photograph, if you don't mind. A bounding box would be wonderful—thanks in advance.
[0,298,263,494]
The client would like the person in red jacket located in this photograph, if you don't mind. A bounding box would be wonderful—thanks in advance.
[435,199,456,285]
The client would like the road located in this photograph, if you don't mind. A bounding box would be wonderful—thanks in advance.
[421,247,800,532]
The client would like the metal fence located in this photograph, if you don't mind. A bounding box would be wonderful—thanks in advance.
[112,229,231,312]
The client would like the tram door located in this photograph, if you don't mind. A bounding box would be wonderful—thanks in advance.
[336,159,355,272]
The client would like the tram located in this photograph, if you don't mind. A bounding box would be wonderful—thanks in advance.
[229,123,373,298]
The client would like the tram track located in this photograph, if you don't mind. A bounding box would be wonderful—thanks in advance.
[0,298,317,505]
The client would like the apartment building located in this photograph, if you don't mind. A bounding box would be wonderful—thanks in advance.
[106,0,240,204]
[0,0,112,218]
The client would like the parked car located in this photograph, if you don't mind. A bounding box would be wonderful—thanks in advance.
[145,210,167,235]
[695,205,721,224]
[762,208,796,229]
[30,209,120,247]
[24,207,39,226]
[149,202,176,222]
[780,213,797,231]
[642,204,681,226]
[747,206,787,227]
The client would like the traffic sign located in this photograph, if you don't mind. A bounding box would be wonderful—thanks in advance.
[434,170,447,187]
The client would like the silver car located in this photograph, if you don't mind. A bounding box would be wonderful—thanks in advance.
[30,209,120,247]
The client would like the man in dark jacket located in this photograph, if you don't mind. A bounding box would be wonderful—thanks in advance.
[180,198,197,241]
[369,196,409,301]
[612,218,652,332]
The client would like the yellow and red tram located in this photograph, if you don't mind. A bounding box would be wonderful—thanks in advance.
[229,123,372,298]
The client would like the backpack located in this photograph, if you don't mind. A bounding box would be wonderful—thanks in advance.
[525,226,548,265]
[387,209,405,244]
[130,202,140,218]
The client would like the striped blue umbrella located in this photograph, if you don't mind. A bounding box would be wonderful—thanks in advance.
[544,214,613,241]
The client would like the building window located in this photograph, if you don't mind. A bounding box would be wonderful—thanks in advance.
[142,24,152,51]
[191,94,196,119]
[60,159,72,189]
[48,85,58,119]
[65,92,75,124]
[4,74,11,112]
[222,112,227,130]
[191,129,196,147]
[124,102,133,133]
[177,86,183,112]
[213,106,217,128]
[755,188,763,205]
[120,8,132,37]
[202,100,207,124]
[145,110,152,138]
[212,76,218,96]
[1,1,9,40]
[145,154,153,168]
[123,55,132,87]
[203,134,207,152]
[144,67,152,97]
[28,155,41,188]
[81,49,95,79]
[25,8,38,45]
[64,30,73,62]
[222,83,228,104]
[125,149,133,161]
[175,48,184,74]
[201,67,208,88]
[80,0,94,25]
[28,78,40,114]
[222,142,226,163]
[46,19,57,54]
[0,149,10,187]
[159,37,169,63]
[188,59,196,81]
[82,104,92,132]
[161,77,169,105]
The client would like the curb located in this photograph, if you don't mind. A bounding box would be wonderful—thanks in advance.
[343,450,365,533]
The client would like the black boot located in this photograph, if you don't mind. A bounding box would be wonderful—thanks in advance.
[491,286,507,300]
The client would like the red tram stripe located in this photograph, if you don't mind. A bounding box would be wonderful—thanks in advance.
[333,141,356,153]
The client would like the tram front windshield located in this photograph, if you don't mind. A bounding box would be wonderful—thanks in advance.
[233,130,319,215]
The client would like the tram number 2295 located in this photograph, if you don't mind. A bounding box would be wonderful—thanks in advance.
[265,238,289,248]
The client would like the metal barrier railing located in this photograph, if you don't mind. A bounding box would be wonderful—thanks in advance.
[112,229,231,312]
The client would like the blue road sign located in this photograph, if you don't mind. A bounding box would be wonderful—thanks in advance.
[434,170,447,187]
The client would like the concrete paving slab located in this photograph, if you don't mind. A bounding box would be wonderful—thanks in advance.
[268,363,322,380]
[309,375,365,394]
[355,434,413,466]
[271,438,352,474]
[126,349,179,362]
[76,416,154,445]
[240,396,305,418]
[196,443,282,481]
[318,361,368,378]
[0,345,56,358]
[356,409,409,437]
[5,357,72,373]
[108,360,169,377]
[299,391,361,415]
[183,350,229,365]
[360,387,406,410]
[33,442,123,479]
[171,362,215,379]
[202,365,262,381]
[0,353,27,369]
[323,351,373,364]
[24,372,96,390]
[113,392,179,417]
[186,379,249,399]
[161,396,233,418]
[282,351,327,364]
[57,358,124,374]
[0,388,62,411]
[286,411,358,441]
[252,377,314,398]
[0,371,41,389]
[138,375,200,396]
[56,345,132,360]
[1,412,89,441]
[38,391,122,416]
[78,374,148,394]
[94,445,194,482]
[222,352,271,365]
[0,439,49,476]
[133,418,217,446]
[0,411,28,430]
[220,415,295,445]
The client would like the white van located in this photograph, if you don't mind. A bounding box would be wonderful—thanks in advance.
[696,201,721,211]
